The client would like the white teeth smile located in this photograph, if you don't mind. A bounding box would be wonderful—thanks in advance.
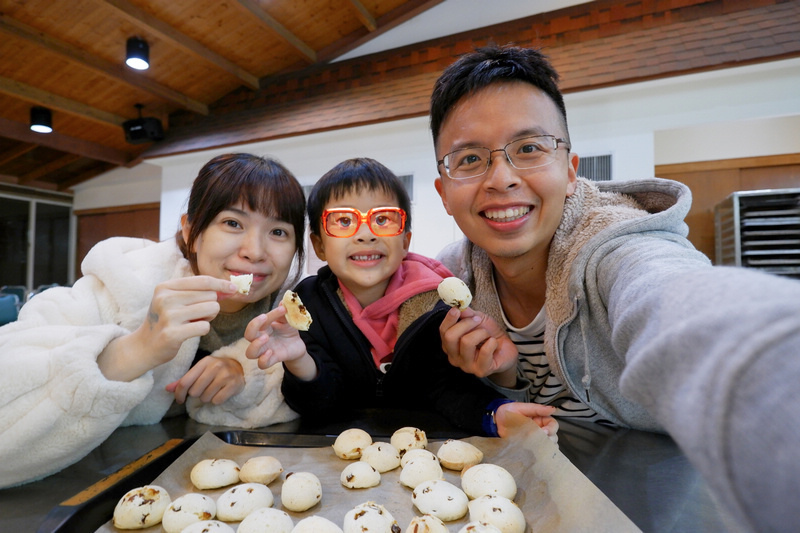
[484,206,530,221]
[351,254,381,261]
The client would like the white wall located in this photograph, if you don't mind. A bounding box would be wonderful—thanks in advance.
[74,57,800,259]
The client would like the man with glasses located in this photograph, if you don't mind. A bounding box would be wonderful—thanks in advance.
[432,45,800,532]
[265,157,558,438]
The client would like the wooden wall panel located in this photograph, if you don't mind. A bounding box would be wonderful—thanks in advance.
[75,203,160,274]
[657,157,800,262]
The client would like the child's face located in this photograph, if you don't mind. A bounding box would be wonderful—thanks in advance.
[311,188,411,307]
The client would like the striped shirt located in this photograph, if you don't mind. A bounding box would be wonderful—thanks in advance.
[503,307,613,425]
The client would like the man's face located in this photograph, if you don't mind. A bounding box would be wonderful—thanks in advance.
[434,81,578,264]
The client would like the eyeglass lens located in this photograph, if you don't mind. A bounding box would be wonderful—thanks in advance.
[325,209,404,237]
[443,135,560,179]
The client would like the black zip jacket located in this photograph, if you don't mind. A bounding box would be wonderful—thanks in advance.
[281,265,505,434]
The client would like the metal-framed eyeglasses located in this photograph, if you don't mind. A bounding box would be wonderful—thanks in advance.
[438,134,571,180]
[322,207,407,238]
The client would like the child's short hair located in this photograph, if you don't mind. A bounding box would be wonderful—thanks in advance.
[308,158,412,236]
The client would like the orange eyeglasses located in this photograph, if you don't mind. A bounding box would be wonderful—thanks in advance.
[322,207,407,238]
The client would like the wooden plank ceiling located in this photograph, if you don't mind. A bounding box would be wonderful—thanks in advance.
[0,0,443,192]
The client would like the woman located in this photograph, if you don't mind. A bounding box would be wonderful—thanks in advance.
[0,153,305,488]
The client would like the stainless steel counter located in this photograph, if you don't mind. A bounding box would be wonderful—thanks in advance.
[0,411,735,532]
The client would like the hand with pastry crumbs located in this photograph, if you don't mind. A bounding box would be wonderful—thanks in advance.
[244,305,318,379]
[495,402,559,443]
[438,307,520,387]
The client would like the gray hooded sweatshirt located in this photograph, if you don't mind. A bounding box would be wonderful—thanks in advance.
[438,177,800,533]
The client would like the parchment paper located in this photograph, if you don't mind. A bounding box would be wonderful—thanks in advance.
[96,415,640,532]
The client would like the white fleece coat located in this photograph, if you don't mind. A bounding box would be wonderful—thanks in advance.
[0,237,298,488]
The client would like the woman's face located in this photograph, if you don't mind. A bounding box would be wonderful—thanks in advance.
[183,202,297,313]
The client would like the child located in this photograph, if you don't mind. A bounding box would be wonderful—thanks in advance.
[246,157,557,438]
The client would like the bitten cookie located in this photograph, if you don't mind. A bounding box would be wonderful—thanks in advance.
[230,273,253,294]
[161,493,216,533]
[190,458,241,490]
[216,482,274,521]
[282,290,312,330]
[112,485,171,530]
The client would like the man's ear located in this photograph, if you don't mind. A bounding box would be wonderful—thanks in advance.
[310,233,326,262]
[566,152,579,197]
[434,177,452,215]
[180,214,191,247]
[402,231,412,256]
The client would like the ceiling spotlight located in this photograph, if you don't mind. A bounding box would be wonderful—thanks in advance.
[30,106,53,134]
[125,37,149,70]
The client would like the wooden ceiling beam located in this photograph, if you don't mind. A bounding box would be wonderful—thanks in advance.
[0,14,208,115]
[0,76,127,127]
[0,142,37,166]
[347,0,378,32]
[19,153,82,185]
[0,117,131,166]
[233,0,316,63]
[100,0,260,90]
[317,0,445,62]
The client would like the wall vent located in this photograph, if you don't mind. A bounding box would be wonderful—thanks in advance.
[578,154,612,181]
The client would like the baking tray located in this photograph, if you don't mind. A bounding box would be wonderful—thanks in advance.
[36,432,335,533]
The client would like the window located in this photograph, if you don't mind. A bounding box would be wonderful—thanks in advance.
[0,187,74,293]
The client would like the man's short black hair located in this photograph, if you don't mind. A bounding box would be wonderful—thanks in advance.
[307,157,411,236]
[430,45,568,148]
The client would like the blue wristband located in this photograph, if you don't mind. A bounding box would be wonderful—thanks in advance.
[482,398,514,437]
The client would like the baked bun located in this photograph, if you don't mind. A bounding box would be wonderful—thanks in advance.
[112,485,171,529]
[457,522,503,533]
[180,520,234,533]
[230,274,253,294]
[216,482,274,521]
[333,428,373,460]
[405,514,449,533]
[239,455,283,485]
[437,277,472,310]
[237,507,294,533]
[281,471,322,512]
[467,495,525,533]
[161,493,216,533]
[341,461,381,489]
[282,290,312,331]
[390,426,427,456]
[190,458,241,490]
[360,442,401,473]
[343,501,399,533]
[399,454,443,489]
[461,463,517,500]
[400,448,438,468]
[292,515,344,533]
[436,439,484,471]
[412,479,469,521]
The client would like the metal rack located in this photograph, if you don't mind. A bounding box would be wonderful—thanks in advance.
[714,188,800,279]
